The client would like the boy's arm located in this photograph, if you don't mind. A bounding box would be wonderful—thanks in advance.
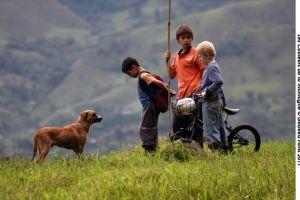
[151,79,176,95]
[204,82,223,95]
[195,53,205,93]
[202,67,223,97]
[141,73,176,95]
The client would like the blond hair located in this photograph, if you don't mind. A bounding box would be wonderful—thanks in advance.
[196,41,216,58]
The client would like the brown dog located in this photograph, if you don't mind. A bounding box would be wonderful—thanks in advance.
[31,110,102,161]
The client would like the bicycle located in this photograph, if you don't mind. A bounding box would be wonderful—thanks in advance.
[170,93,261,153]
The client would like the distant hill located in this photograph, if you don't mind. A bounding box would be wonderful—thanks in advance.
[0,0,90,39]
[0,0,295,156]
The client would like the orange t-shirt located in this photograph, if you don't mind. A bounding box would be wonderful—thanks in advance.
[169,47,205,99]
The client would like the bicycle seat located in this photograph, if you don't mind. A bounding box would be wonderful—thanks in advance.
[223,107,240,115]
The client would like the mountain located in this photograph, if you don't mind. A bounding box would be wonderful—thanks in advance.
[0,0,90,39]
[0,0,295,156]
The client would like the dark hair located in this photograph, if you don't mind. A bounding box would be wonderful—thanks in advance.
[121,57,140,73]
[176,24,194,40]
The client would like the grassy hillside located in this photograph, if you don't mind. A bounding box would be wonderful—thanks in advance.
[0,140,295,199]
[0,0,295,156]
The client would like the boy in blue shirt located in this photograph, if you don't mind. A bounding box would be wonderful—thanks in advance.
[122,57,176,152]
[196,41,227,152]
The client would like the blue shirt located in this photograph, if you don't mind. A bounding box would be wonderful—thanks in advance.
[201,61,223,101]
[138,74,156,108]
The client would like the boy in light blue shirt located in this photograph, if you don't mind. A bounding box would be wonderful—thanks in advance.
[196,41,227,152]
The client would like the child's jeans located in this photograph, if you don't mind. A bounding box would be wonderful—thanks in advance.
[202,98,227,147]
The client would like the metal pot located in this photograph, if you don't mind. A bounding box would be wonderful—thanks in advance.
[172,98,196,115]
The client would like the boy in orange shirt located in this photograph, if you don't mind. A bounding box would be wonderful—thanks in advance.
[165,24,205,142]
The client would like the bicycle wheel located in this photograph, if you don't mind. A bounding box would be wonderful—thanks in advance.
[227,125,261,152]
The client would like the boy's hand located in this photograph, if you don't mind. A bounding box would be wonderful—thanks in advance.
[165,51,171,62]
[201,91,206,97]
[169,88,177,96]
[165,83,176,96]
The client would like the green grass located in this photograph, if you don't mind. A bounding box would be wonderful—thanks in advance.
[0,140,295,200]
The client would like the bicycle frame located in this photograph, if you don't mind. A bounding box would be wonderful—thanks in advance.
[188,101,239,147]
[189,107,230,145]
[172,94,260,151]
[189,111,203,146]
[224,113,232,137]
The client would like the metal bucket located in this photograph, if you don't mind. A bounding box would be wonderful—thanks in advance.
[172,97,196,115]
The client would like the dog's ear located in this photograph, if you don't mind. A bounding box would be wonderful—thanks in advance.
[83,112,89,121]
[80,111,89,122]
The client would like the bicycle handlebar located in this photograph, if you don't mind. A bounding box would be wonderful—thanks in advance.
[191,93,204,102]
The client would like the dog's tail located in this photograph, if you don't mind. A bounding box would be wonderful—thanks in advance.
[31,135,37,161]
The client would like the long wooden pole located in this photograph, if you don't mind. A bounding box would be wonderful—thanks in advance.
[167,0,172,139]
